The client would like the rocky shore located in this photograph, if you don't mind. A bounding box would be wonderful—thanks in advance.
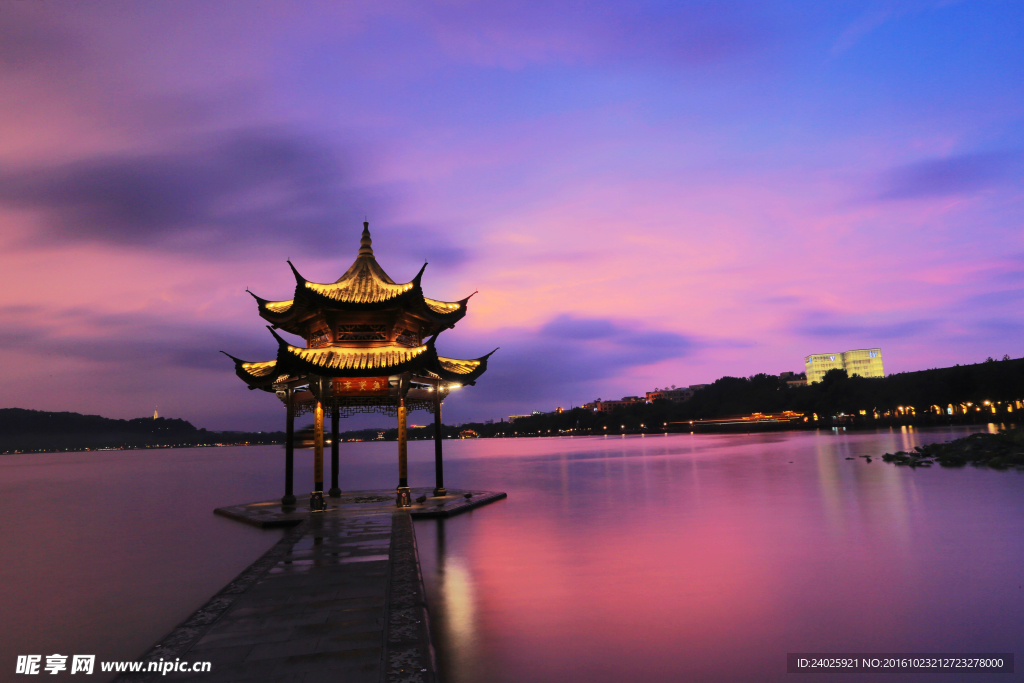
[880,428,1024,469]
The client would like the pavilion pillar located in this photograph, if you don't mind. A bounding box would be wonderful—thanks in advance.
[329,404,341,498]
[433,382,447,497]
[396,375,412,507]
[282,385,296,507]
[311,377,325,511]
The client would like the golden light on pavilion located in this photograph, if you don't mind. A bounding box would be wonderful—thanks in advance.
[224,221,496,508]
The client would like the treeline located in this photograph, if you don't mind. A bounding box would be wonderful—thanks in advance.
[0,408,284,454]
[339,356,1024,440]
[665,356,1024,423]
[335,424,470,443]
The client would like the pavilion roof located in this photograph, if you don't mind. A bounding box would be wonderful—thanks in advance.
[221,354,295,390]
[250,222,470,335]
[276,335,430,377]
[223,331,494,391]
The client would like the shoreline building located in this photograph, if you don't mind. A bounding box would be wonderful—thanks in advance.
[584,396,643,412]
[805,348,883,384]
[779,372,807,387]
[224,222,495,508]
[646,387,694,403]
[645,385,710,403]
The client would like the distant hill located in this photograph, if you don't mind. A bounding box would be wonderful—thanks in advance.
[0,408,283,454]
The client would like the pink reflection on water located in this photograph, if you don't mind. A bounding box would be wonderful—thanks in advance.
[0,448,286,682]
[416,429,1024,682]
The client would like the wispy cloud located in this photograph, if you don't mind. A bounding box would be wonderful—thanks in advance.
[425,1,774,69]
[872,152,1020,201]
[0,305,268,372]
[831,6,894,56]
[0,127,392,257]
[441,314,699,410]
[793,310,940,341]
[0,11,86,73]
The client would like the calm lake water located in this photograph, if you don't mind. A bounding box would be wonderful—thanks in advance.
[2,425,1021,682]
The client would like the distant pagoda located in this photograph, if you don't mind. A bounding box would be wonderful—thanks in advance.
[224,222,494,508]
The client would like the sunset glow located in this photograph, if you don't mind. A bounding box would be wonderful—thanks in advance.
[1,2,1021,429]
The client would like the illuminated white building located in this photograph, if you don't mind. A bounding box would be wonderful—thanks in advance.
[805,348,883,384]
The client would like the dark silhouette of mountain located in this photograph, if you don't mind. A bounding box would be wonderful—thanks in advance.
[0,408,283,453]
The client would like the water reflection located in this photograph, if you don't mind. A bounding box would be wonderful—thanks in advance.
[4,427,1018,683]
[0,447,287,682]
[415,426,1023,683]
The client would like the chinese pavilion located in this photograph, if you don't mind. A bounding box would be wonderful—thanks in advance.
[223,222,494,508]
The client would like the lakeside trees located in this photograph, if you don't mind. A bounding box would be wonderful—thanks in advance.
[0,408,284,453]
[338,357,1024,440]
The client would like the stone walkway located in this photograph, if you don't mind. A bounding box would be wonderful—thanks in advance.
[116,489,505,683]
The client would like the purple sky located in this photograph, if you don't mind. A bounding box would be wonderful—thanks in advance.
[1,1,1022,430]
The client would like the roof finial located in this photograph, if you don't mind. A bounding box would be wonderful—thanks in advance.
[359,220,373,257]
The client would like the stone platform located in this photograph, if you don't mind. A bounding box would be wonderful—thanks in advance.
[214,488,507,528]
[116,489,506,683]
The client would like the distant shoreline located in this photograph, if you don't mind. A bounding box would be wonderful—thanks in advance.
[8,420,1015,456]
[336,414,1017,442]
[0,407,285,456]
[1,441,284,456]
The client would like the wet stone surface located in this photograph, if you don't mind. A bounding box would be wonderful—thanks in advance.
[116,513,423,681]
[214,488,507,527]
[114,488,505,683]
[383,513,435,683]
